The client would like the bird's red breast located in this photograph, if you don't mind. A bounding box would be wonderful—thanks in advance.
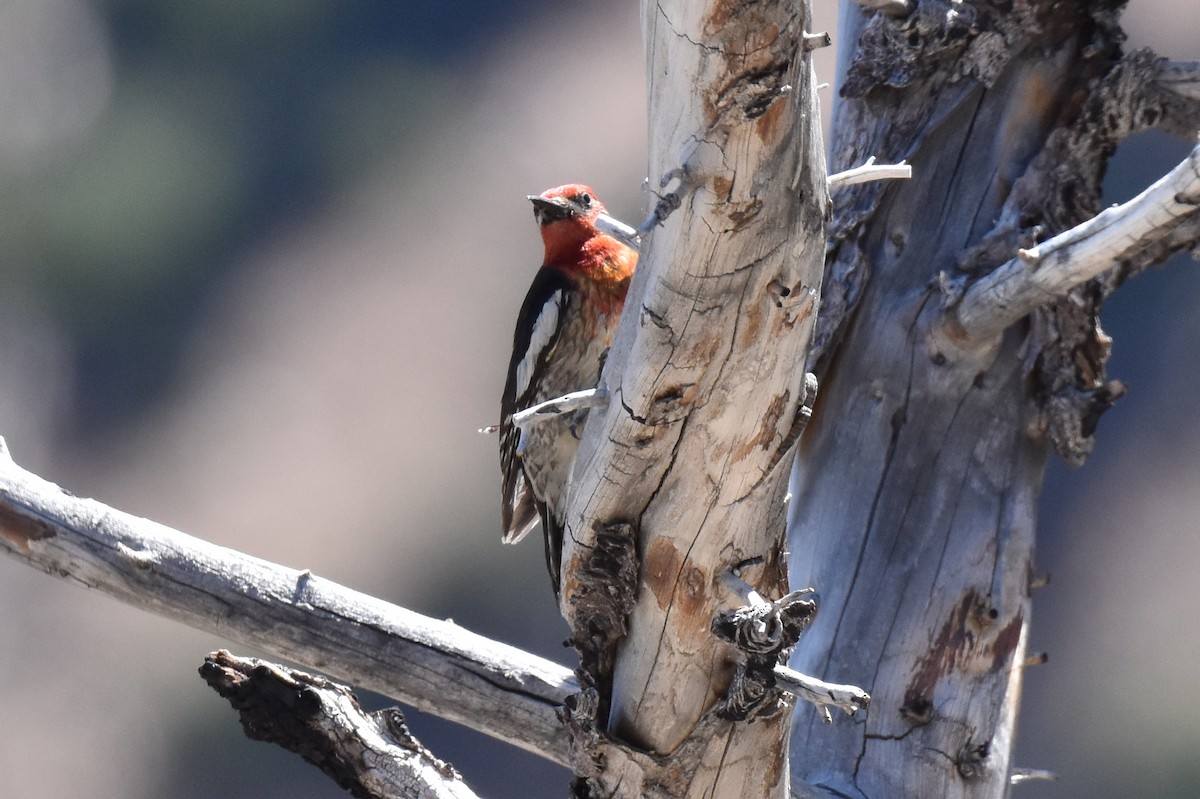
[535,184,635,316]
[499,184,639,591]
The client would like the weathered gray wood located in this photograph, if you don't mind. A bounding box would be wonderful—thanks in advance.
[0,439,575,765]
[555,0,830,795]
[6,3,1200,797]
[787,2,1200,797]
[955,130,1200,343]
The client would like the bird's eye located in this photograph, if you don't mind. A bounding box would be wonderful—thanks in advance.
[576,191,592,207]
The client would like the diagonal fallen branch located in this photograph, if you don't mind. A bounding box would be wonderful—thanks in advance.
[953,140,1200,342]
[0,431,870,789]
[201,650,481,799]
[0,437,575,765]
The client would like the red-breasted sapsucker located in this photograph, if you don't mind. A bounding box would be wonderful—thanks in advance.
[500,184,637,592]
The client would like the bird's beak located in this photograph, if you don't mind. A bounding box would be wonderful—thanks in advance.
[529,195,575,224]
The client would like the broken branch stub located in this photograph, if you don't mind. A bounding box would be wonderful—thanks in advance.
[201,651,480,799]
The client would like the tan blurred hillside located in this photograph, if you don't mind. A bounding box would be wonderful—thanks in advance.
[0,1,1197,798]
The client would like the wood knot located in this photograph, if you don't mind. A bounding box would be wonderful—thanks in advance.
[957,739,992,780]
[712,589,819,720]
[711,589,818,660]
[0,504,57,554]
[899,695,934,726]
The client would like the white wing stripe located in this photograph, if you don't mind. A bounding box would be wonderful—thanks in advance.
[514,289,562,398]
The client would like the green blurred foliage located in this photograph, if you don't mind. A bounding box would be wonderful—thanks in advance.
[2,0,471,433]
[4,74,244,315]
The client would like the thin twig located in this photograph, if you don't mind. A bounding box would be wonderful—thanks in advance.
[595,212,641,251]
[636,142,703,237]
[828,156,913,189]
[510,388,608,430]
[716,568,869,722]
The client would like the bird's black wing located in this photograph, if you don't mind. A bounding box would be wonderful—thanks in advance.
[500,266,574,542]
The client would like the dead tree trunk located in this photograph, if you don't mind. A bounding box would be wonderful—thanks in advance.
[788,1,1200,796]
[556,0,833,797]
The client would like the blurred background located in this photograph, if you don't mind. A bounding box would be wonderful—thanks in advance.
[0,1,1195,797]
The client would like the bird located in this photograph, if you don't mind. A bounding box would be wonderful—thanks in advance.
[500,184,637,593]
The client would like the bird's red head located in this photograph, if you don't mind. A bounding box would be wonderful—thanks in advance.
[529,184,609,265]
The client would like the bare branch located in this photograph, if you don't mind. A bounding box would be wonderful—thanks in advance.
[0,439,574,764]
[828,156,912,189]
[201,651,481,799]
[1085,50,1200,142]
[953,141,1200,342]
